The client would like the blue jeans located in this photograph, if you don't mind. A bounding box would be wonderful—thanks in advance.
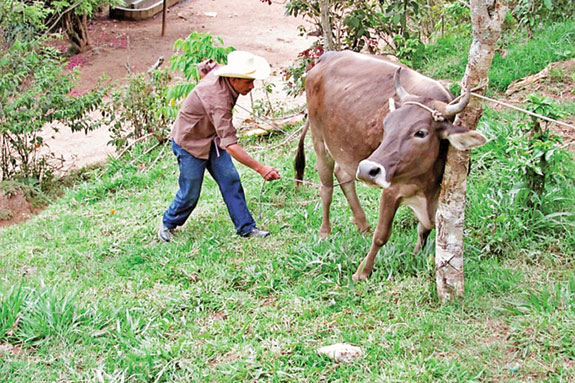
[162,140,256,236]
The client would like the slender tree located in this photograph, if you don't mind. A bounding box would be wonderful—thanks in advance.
[435,0,507,301]
[319,0,334,50]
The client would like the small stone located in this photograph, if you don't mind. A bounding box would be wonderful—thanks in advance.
[317,343,363,363]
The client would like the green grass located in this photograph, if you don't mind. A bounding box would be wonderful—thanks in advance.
[1,101,574,381]
[419,19,575,92]
[2,17,575,381]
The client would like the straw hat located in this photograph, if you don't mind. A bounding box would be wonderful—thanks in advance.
[214,50,271,80]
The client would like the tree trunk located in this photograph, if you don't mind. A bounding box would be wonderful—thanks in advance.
[319,0,334,51]
[435,0,507,302]
[63,12,91,53]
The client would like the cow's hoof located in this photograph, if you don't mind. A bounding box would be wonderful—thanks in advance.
[352,266,371,282]
[319,226,331,239]
[358,225,371,234]
[353,218,370,234]
[352,271,371,283]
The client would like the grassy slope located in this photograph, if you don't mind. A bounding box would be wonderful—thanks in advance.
[419,19,575,92]
[1,23,575,383]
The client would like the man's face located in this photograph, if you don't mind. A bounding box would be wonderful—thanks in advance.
[230,78,255,95]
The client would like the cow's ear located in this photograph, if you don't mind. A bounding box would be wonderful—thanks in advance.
[445,130,487,150]
[389,98,397,112]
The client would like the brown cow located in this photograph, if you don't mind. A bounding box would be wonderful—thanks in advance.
[295,50,486,282]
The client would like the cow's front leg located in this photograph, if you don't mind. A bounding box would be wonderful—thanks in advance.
[353,190,400,282]
[335,164,370,233]
[413,222,432,254]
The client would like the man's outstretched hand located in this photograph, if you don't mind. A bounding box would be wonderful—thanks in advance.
[259,166,280,181]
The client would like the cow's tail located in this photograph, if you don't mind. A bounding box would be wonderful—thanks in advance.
[294,117,310,187]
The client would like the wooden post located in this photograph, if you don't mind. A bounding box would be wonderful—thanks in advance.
[161,0,167,37]
[435,0,507,302]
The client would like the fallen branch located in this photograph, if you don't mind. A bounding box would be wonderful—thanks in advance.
[115,133,156,159]
[141,140,169,172]
[251,124,306,153]
[147,56,165,80]
[128,142,161,167]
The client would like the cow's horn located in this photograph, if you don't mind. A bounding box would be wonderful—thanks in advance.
[444,86,471,118]
[394,67,410,102]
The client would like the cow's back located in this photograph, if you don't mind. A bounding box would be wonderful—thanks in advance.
[305,51,452,176]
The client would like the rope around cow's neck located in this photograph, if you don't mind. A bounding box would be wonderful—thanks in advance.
[402,101,446,121]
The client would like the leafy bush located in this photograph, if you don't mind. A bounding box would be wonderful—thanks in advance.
[103,70,172,153]
[468,106,575,257]
[283,0,440,93]
[1,0,123,53]
[286,0,422,53]
[510,0,575,38]
[427,0,471,39]
[0,1,50,44]
[283,43,324,97]
[166,32,235,118]
[0,37,107,183]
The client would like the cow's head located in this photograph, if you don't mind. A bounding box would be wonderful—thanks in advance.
[356,68,486,188]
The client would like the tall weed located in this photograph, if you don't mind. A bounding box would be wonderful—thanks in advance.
[467,107,575,258]
[13,286,86,346]
[0,285,27,341]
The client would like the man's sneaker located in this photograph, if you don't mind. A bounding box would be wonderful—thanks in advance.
[158,222,174,242]
[244,227,270,238]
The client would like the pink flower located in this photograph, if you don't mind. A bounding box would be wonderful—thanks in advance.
[65,56,85,70]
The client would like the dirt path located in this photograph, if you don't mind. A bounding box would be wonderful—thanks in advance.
[78,0,311,92]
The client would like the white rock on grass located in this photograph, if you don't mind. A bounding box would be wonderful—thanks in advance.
[317,343,363,363]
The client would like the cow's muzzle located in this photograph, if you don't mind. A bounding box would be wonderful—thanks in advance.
[356,160,390,188]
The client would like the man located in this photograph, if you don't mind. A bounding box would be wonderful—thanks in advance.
[158,50,280,242]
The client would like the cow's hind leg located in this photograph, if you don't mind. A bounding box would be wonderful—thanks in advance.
[312,136,335,239]
[334,164,370,233]
[353,189,400,282]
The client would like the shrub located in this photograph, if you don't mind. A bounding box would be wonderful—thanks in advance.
[165,32,235,118]
[0,37,107,183]
[103,70,173,153]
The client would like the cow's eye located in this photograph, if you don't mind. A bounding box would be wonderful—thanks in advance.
[414,130,428,138]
